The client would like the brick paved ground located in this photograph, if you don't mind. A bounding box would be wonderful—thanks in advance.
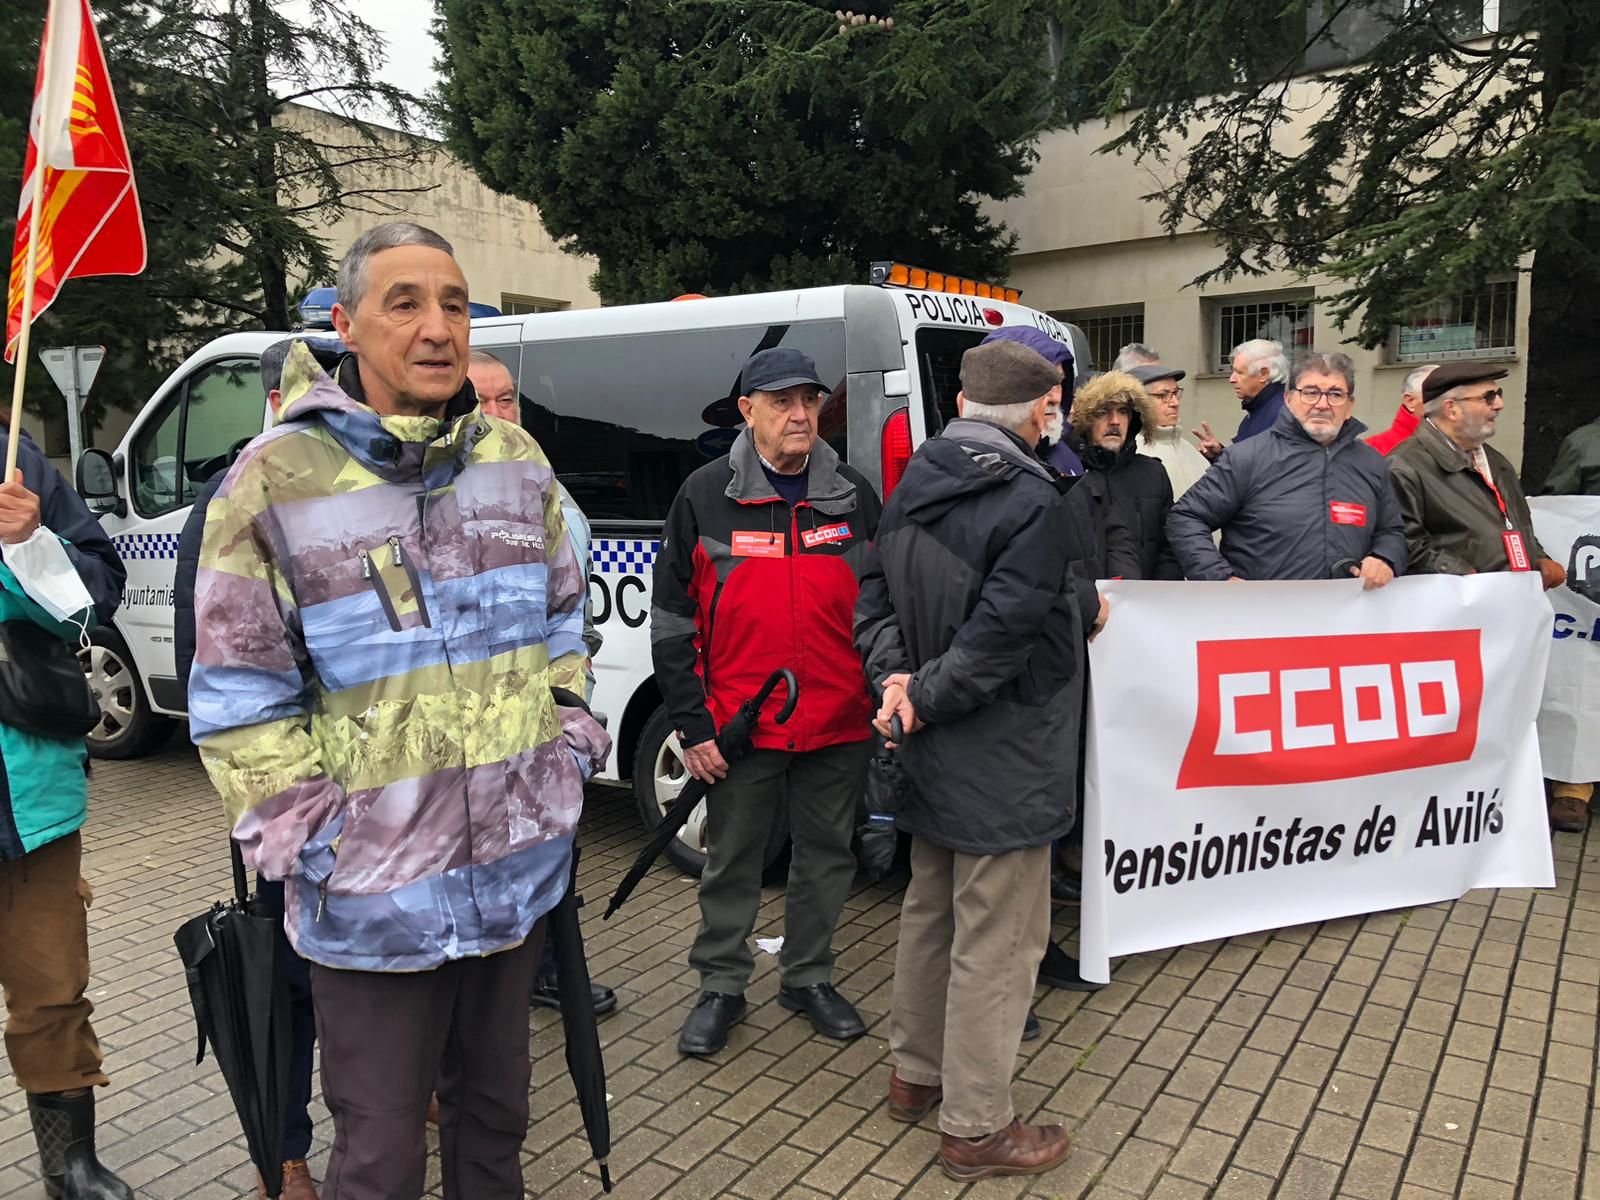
[1,742,1596,1199]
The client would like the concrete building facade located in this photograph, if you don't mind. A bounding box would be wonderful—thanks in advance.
[993,99,1531,467]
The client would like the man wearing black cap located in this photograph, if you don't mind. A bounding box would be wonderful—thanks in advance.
[1388,363,1577,829]
[1131,363,1210,500]
[1388,363,1565,584]
[653,347,881,1056]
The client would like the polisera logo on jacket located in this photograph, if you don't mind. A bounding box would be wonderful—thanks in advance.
[1177,632,1483,789]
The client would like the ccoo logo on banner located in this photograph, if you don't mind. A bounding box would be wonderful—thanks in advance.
[1079,574,1555,984]
[1529,496,1600,784]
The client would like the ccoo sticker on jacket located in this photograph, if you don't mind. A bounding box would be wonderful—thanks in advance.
[801,523,852,548]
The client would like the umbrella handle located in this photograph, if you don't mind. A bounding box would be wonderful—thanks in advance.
[890,714,904,744]
[753,668,799,725]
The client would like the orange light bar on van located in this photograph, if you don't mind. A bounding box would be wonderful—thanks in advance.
[869,261,1021,304]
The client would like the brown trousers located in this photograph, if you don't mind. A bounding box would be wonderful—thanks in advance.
[889,837,1050,1137]
[312,920,546,1200]
[0,831,108,1094]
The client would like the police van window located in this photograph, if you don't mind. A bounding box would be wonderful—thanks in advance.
[516,321,846,524]
[130,357,264,517]
[915,328,987,434]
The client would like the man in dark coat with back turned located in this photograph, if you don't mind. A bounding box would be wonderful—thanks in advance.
[855,339,1106,1182]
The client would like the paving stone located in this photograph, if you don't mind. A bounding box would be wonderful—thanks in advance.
[14,744,1599,1200]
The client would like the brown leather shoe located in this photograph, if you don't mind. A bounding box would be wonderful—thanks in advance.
[938,1119,1071,1181]
[280,1160,319,1200]
[426,1093,441,1127]
[887,1070,942,1122]
[1550,793,1588,833]
[259,1161,319,1199]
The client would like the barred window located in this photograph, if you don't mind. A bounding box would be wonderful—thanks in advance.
[1213,296,1314,373]
[1389,280,1518,363]
[1059,308,1144,372]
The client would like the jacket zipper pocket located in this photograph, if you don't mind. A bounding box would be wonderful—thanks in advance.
[360,549,404,632]
[389,536,433,627]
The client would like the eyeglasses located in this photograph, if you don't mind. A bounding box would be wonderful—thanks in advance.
[1452,388,1503,406]
[1291,387,1351,406]
[1147,387,1184,401]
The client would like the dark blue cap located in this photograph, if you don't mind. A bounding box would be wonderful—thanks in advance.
[741,348,831,396]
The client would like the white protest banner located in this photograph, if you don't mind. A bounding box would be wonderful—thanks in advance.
[1528,496,1600,782]
[1079,574,1555,985]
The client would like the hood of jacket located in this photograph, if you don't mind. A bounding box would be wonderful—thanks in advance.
[1069,370,1154,471]
[896,417,1057,526]
[274,340,486,489]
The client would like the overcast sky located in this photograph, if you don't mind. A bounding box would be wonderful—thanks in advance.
[278,0,444,130]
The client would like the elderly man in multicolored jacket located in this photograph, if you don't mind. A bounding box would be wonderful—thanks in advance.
[189,222,610,1200]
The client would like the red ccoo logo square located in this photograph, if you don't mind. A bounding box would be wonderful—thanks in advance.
[1177,631,1483,789]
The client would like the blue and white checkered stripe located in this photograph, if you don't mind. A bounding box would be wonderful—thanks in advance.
[113,533,181,561]
[591,539,659,576]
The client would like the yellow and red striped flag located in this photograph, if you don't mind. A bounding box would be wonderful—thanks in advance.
[6,0,145,363]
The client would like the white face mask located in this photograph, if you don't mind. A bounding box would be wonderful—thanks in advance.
[1,528,94,632]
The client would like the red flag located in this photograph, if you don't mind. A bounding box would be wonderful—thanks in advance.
[6,0,146,362]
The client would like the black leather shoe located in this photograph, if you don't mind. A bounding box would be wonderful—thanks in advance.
[532,972,619,1016]
[678,992,747,1056]
[1050,869,1081,906]
[778,982,867,1040]
[1022,1009,1041,1041]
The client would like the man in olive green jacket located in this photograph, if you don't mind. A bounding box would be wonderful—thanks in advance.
[1389,362,1583,832]
[1543,417,1600,497]
[1388,364,1562,581]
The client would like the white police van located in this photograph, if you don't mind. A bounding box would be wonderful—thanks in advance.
[76,268,1088,874]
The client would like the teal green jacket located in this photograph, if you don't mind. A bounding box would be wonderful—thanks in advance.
[0,560,92,859]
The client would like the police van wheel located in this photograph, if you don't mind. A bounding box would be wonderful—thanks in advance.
[79,629,174,760]
[633,706,790,881]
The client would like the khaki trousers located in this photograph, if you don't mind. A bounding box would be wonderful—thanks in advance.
[0,831,108,1094]
[889,837,1050,1137]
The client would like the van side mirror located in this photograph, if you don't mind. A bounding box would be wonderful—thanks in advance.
[76,448,124,515]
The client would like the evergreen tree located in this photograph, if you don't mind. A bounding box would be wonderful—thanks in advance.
[436,0,1080,304]
[1,0,430,443]
[1059,0,1600,483]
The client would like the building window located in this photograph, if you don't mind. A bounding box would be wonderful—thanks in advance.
[1212,295,1314,373]
[500,293,568,316]
[1059,307,1144,372]
[1389,279,1518,363]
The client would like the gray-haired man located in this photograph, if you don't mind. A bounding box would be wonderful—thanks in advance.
[856,339,1106,1182]
[1194,337,1290,460]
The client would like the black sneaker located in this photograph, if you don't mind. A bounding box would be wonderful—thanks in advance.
[678,992,747,1056]
[777,982,867,1040]
[1022,1009,1041,1041]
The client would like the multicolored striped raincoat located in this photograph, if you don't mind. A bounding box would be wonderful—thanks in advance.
[189,343,610,972]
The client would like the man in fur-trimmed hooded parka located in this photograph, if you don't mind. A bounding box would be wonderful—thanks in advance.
[1066,370,1180,579]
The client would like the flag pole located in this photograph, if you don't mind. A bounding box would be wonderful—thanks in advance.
[6,160,48,481]
[6,0,60,483]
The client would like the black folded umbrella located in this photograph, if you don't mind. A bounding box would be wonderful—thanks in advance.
[548,847,612,1193]
[604,668,797,920]
[173,841,291,1198]
[857,715,909,881]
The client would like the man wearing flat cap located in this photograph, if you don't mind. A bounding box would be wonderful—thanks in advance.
[1388,363,1575,828]
[1131,363,1211,501]
[1389,363,1564,583]
[653,347,881,1056]
[855,339,1106,1182]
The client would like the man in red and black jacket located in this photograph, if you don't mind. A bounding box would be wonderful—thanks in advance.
[653,347,881,1057]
